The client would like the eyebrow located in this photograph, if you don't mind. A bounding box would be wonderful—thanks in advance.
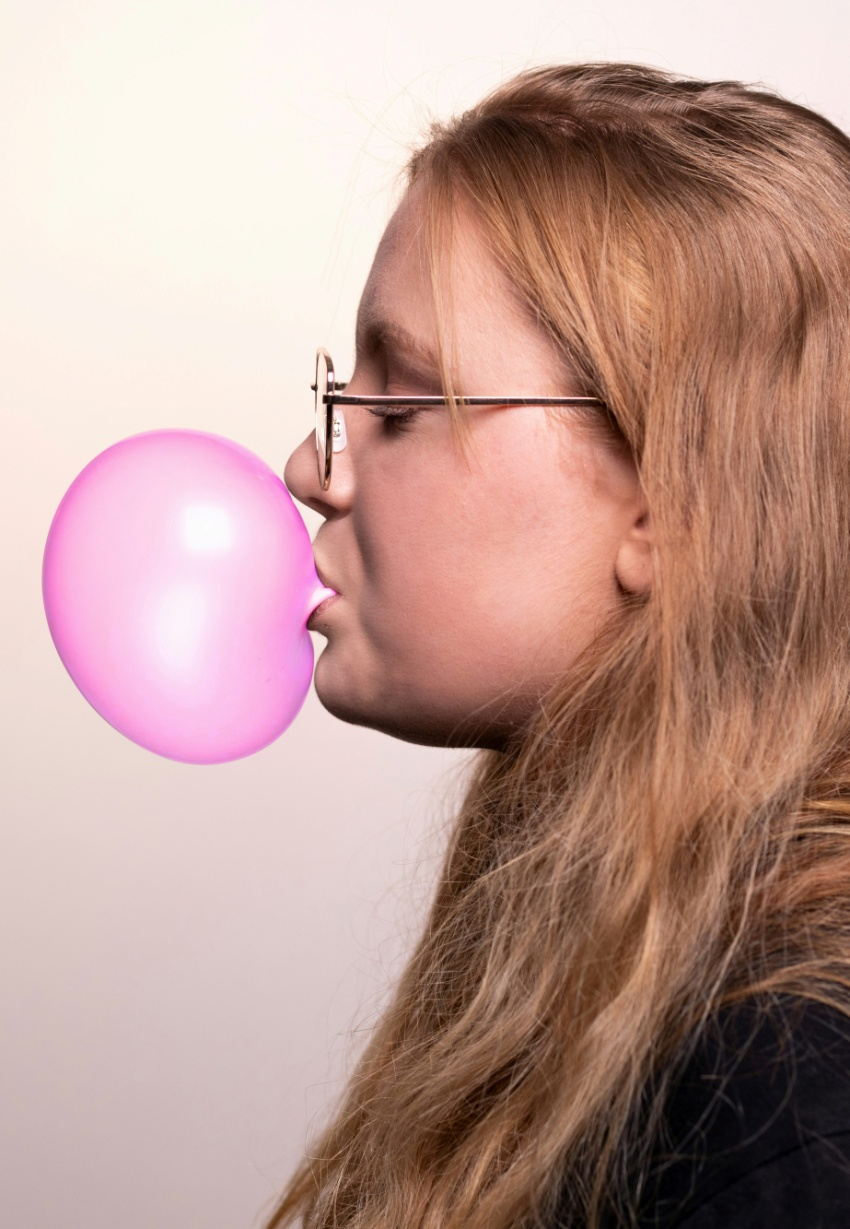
[356,311,442,378]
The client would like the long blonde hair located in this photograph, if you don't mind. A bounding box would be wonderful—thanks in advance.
[266,63,850,1229]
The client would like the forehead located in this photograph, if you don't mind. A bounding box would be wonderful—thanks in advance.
[356,186,437,349]
[355,183,528,369]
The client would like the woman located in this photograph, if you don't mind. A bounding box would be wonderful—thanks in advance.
[269,63,850,1228]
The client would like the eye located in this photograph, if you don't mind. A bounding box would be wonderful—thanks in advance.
[367,406,424,433]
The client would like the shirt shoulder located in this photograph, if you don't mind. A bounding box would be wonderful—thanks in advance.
[641,998,850,1228]
[672,1133,850,1228]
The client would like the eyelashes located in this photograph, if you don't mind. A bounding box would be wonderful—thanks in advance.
[366,405,425,432]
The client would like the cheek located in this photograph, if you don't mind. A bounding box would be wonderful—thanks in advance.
[353,481,466,641]
[351,441,617,682]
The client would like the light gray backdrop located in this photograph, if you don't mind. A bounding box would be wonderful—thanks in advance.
[2,1,848,1225]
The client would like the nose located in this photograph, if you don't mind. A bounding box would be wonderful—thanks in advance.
[284,430,352,517]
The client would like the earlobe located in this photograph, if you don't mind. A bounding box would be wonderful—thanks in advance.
[615,512,654,596]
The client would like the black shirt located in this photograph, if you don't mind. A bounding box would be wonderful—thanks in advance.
[557,999,850,1228]
[638,998,850,1226]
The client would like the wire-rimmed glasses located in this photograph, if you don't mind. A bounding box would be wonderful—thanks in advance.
[312,347,608,491]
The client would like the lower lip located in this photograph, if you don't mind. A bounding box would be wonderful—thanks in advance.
[307,594,340,629]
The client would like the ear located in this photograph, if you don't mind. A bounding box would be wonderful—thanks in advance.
[615,507,653,596]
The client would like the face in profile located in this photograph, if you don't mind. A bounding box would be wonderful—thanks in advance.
[285,181,652,750]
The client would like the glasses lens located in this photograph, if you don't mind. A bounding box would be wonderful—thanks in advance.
[315,350,330,486]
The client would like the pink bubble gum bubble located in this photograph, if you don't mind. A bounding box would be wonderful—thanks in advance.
[42,429,335,765]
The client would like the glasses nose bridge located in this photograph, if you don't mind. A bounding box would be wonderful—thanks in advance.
[331,403,348,453]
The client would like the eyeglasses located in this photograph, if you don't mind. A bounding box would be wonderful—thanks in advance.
[311,347,607,491]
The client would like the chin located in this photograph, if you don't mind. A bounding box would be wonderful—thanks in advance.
[312,661,515,751]
[313,681,448,746]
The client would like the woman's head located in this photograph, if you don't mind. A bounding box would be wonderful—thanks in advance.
[288,62,850,761]
[272,65,850,1229]
[286,175,650,749]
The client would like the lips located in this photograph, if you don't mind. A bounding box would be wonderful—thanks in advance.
[307,591,338,630]
[308,556,340,629]
[313,558,337,595]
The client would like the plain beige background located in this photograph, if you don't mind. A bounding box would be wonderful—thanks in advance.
[2,1,849,1226]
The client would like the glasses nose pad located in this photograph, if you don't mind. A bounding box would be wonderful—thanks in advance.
[331,408,347,453]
